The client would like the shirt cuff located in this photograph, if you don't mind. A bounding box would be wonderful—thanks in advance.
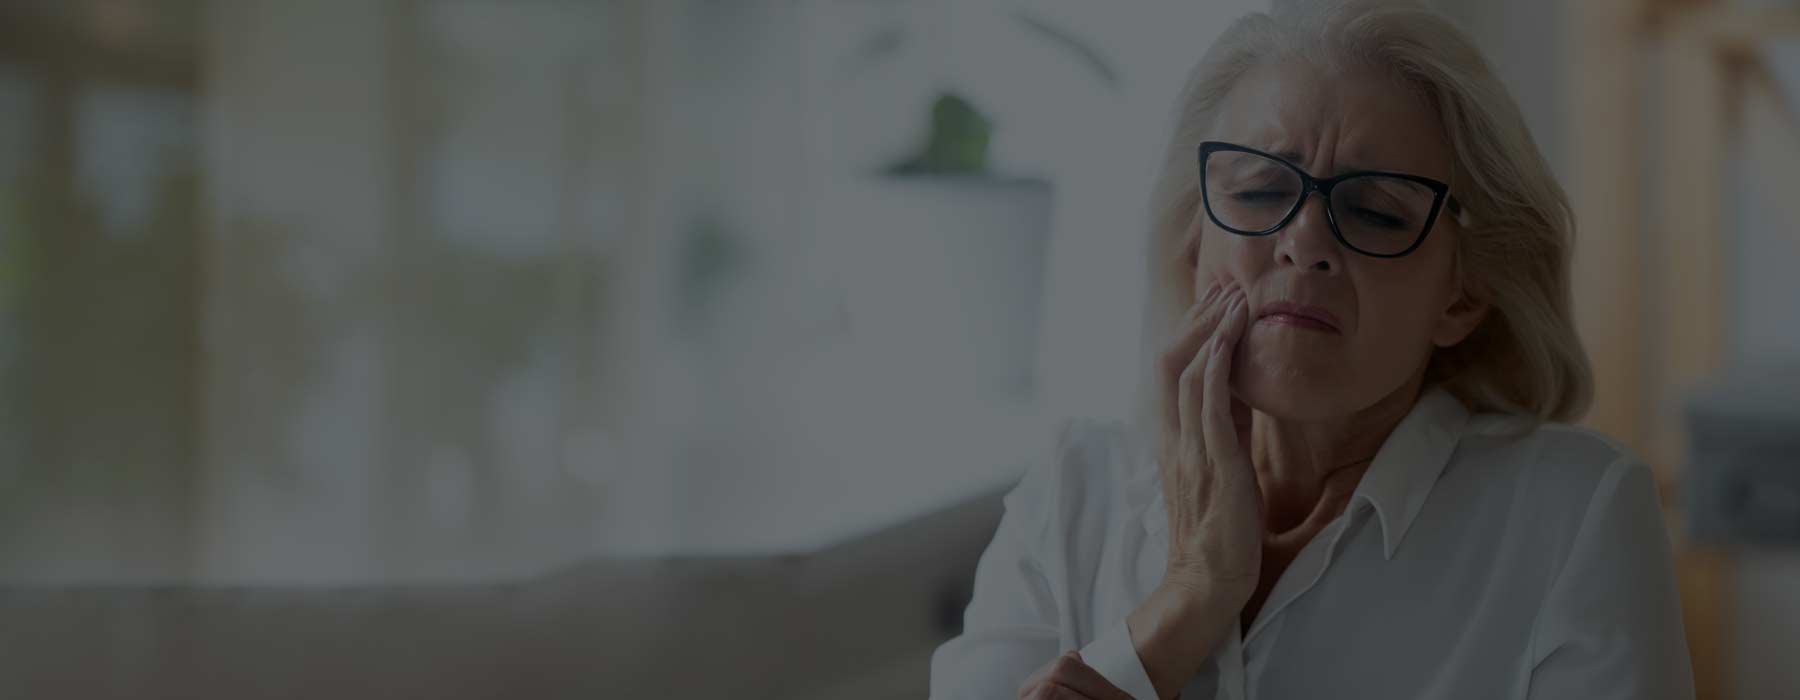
[1080,617,1162,700]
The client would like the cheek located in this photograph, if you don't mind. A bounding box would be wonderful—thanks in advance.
[1191,230,1260,296]
[1350,299,1435,364]
[1343,270,1452,369]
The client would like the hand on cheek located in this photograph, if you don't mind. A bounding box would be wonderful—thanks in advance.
[1194,268,1238,302]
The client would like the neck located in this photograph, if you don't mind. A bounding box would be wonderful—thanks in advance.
[1249,375,1426,535]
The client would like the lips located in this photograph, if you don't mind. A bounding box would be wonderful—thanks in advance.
[1256,300,1343,334]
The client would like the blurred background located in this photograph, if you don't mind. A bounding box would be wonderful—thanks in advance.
[0,0,1795,697]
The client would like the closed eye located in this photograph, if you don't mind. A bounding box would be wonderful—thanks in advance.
[1232,190,1294,204]
[1350,206,1408,229]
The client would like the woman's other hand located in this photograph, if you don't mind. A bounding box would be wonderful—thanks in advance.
[1016,651,1133,700]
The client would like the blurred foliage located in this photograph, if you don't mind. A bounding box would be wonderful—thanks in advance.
[382,231,597,549]
[0,186,31,311]
[0,182,28,498]
[673,210,750,341]
[0,163,203,571]
[846,5,1119,176]
[884,93,993,176]
[364,22,615,557]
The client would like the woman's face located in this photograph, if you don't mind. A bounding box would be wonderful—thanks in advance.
[1194,59,1485,421]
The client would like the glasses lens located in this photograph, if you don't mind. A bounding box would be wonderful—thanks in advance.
[1204,150,1302,234]
[1331,175,1436,255]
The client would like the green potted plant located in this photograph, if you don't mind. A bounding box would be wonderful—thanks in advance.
[826,7,1120,399]
[846,8,1120,176]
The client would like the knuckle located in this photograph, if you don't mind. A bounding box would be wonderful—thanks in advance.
[1180,362,1206,392]
[1158,348,1188,377]
[1205,345,1230,375]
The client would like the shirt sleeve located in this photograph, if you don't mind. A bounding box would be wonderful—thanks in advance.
[929,422,1162,700]
[1525,456,1696,700]
[1079,617,1162,700]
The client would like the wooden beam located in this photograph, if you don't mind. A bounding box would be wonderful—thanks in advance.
[1643,6,1741,699]
[1645,12,1731,482]
[1680,7,1800,53]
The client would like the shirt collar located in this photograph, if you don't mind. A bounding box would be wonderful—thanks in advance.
[1139,384,1471,560]
[1352,384,1470,559]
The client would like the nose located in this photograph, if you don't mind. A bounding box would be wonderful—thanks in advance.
[1274,192,1343,274]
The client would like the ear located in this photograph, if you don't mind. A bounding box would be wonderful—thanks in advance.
[1431,287,1488,348]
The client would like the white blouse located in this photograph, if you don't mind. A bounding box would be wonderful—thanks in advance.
[929,386,1694,699]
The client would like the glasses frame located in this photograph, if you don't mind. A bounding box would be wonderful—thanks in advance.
[1197,140,1457,259]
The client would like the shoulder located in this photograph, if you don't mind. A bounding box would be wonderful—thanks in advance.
[1449,414,1664,557]
[1455,414,1645,495]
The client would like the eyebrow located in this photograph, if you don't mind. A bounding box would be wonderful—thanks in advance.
[1264,149,1433,178]
[1244,142,1464,211]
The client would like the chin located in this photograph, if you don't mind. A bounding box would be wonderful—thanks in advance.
[1231,354,1357,422]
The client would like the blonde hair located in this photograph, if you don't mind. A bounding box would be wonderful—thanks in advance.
[1133,0,1592,440]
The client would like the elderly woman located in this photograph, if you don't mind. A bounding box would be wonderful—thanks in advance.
[928,2,1693,699]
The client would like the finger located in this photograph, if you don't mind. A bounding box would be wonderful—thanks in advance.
[1167,282,1228,370]
[1160,283,1235,435]
[1201,289,1251,465]
[1017,653,1063,699]
[1040,652,1133,700]
[1177,289,1244,450]
[1033,683,1099,700]
[1184,280,1224,323]
[1162,283,1224,396]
